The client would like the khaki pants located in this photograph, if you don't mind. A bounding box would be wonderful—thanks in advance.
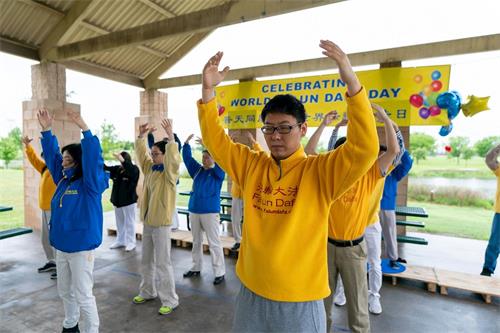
[324,240,370,333]
[139,224,179,308]
[189,213,225,277]
[379,210,398,261]
[231,198,243,243]
[41,210,55,262]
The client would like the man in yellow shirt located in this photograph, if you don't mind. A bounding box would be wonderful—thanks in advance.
[197,40,379,332]
[305,105,399,332]
[481,142,500,276]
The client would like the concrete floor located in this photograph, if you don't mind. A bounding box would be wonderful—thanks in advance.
[1,212,499,333]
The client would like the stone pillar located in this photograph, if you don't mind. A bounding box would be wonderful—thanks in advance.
[22,62,81,230]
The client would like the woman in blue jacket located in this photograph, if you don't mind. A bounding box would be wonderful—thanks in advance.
[182,135,226,285]
[37,109,108,333]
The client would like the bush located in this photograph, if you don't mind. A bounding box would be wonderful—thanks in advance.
[408,184,493,209]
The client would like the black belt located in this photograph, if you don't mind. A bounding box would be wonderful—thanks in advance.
[328,236,364,247]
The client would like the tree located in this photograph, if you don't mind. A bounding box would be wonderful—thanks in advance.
[410,133,436,163]
[474,136,500,157]
[462,147,475,165]
[7,127,22,149]
[0,137,18,168]
[98,120,120,160]
[448,136,470,164]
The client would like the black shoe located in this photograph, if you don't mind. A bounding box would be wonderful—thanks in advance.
[62,323,79,333]
[389,260,400,269]
[213,275,225,285]
[50,272,58,280]
[231,243,240,251]
[38,262,56,273]
[396,257,407,264]
[480,268,492,277]
[183,270,201,278]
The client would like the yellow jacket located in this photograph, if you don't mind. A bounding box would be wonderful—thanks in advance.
[25,144,56,210]
[135,137,181,227]
[197,87,378,302]
[231,142,263,199]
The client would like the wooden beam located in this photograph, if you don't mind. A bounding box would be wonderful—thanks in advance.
[50,0,341,61]
[143,32,211,88]
[0,36,39,60]
[151,34,500,89]
[137,0,175,18]
[39,0,94,60]
[62,60,144,87]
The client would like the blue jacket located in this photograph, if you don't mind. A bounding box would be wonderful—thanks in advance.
[380,151,413,210]
[41,130,109,253]
[182,143,225,214]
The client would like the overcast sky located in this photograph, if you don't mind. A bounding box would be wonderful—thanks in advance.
[1,0,499,148]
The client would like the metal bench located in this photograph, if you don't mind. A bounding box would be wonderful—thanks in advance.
[397,235,428,245]
[396,220,425,228]
[0,227,33,240]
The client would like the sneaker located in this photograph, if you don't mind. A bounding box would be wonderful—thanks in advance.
[231,243,240,251]
[38,262,56,273]
[171,228,178,232]
[62,323,79,333]
[334,291,346,306]
[50,272,58,280]
[213,275,225,285]
[133,295,151,304]
[109,242,125,249]
[158,305,175,315]
[390,260,400,269]
[183,270,201,278]
[396,257,407,264]
[125,244,136,252]
[480,268,493,277]
[368,294,382,315]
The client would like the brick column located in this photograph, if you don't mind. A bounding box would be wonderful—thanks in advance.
[22,62,81,230]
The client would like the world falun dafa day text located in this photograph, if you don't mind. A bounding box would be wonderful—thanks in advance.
[214,65,451,129]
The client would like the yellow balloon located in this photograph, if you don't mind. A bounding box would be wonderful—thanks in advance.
[461,95,491,117]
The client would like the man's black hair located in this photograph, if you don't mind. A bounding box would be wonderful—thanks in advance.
[260,94,306,123]
[61,143,83,181]
[153,141,166,154]
[120,151,132,163]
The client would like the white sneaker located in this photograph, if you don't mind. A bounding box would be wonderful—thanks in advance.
[125,244,136,252]
[334,291,346,306]
[368,294,382,315]
[109,242,125,249]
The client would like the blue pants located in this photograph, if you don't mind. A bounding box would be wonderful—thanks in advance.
[483,213,500,273]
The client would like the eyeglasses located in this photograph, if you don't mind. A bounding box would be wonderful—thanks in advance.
[151,152,163,157]
[261,123,302,135]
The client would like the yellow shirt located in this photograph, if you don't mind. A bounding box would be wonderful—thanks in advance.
[197,87,378,302]
[494,167,500,213]
[25,145,56,210]
[231,142,263,199]
[329,163,382,240]
[135,138,181,227]
[367,165,395,225]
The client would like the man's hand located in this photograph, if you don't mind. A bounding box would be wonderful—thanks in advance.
[321,111,340,127]
[372,103,390,124]
[202,51,230,103]
[148,127,157,134]
[67,110,89,131]
[185,134,195,145]
[319,40,360,97]
[36,108,53,131]
[195,137,204,147]
[113,152,125,163]
[161,118,173,141]
[336,112,348,128]
[22,135,33,146]
[138,123,149,138]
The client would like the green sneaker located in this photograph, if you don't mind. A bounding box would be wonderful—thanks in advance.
[133,295,146,304]
[158,306,174,315]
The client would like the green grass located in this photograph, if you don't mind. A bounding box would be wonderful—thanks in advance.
[409,155,494,179]
[407,200,493,240]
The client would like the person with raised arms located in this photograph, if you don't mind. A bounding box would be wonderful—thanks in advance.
[196,40,379,332]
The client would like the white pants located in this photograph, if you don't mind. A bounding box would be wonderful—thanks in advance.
[189,213,226,277]
[379,210,398,260]
[231,198,243,243]
[139,224,179,308]
[114,204,136,247]
[41,210,55,262]
[171,209,179,230]
[56,250,99,333]
[365,222,382,297]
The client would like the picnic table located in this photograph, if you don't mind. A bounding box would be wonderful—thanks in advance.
[0,205,33,240]
[0,205,13,212]
[179,191,232,200]
[395,206,428,218]
[395,206,428,245]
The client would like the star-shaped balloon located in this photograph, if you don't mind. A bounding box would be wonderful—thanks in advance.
[461,95,490,117]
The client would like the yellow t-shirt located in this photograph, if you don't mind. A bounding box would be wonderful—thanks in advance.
[25,145,56,210]
[198,87,378,302]
[231,143,263,199]
[329,163,382,240]
[494,167,500,213]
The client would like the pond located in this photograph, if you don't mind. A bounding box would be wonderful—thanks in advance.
[409,177,497,198]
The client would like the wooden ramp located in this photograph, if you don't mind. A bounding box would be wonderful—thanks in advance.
[107,224,238,256]
[385,264,500,304]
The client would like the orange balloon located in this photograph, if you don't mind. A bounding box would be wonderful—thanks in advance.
[414,75,423,83]
[423,85,432,96]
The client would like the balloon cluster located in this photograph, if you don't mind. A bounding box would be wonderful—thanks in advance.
[409,70,444,121]
[436,90,461,136]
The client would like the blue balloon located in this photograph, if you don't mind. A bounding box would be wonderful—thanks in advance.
[447,105,460,120]
[431,70,441,80]
[439,123,453,136]
[437,91,461,109]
